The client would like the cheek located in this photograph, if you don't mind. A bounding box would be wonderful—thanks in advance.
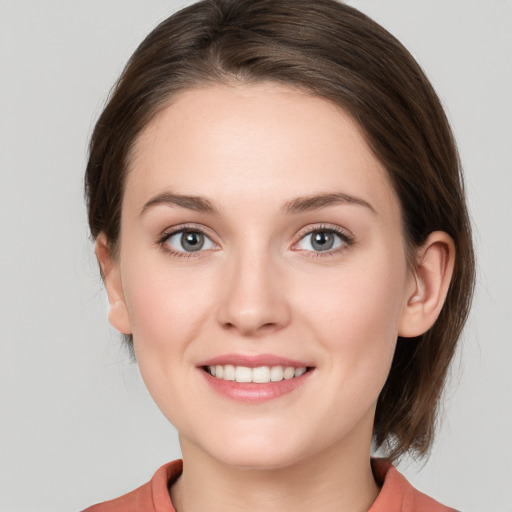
[303,258,405,336]
[121,254,216,354]
[297,247,408,383]
[119,255,218,424]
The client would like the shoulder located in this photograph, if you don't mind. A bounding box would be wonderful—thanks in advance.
[370,458,459,512]
[81,458,458,512]
[81,460,182,512]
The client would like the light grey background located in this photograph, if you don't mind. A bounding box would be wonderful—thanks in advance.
[0,1,510,511]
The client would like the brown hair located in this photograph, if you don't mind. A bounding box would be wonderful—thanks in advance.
[85,0,475,460]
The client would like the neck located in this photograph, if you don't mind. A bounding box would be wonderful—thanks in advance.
[171,435,379,512]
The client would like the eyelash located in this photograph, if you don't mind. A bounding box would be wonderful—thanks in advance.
[157,223,355,259]
[292,223,355,257]
[157,223,215,259]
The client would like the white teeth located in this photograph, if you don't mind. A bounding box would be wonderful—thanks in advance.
[294,367,306,377]
[270,366,284,381]
[208,364,308,383]
[235,366,252,382]
[252,366,271,383]
[283,366,295,380]
[224,364,235,381]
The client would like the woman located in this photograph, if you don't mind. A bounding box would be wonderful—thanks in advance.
[83,0,474,510]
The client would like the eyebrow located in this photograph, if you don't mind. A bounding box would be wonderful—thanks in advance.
[283,192,377,215]
[140,192,218,215]
[140,191,377,216]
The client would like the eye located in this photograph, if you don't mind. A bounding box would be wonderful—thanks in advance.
[295,228,351,253]
[164,229,216,253]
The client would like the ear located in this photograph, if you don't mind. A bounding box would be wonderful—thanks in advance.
[398,231,455,338]
[95,233,132,335]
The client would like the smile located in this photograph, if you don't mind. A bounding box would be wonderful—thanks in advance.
[206,364,307,383]
[198,354,314,402]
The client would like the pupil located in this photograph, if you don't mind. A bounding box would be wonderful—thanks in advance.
[181,232,204,252]
[312,231,334,251]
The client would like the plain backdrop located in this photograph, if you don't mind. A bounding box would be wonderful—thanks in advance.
[0,1,511,511]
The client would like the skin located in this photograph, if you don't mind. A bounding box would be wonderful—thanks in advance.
[97,83,455,512]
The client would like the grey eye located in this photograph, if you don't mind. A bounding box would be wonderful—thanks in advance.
[165,230,215,252]
[311,231,335,251]
[297,230,344,252]
[181,231,204,251]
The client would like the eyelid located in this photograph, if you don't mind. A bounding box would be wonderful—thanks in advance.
[158,222,215,239]
[156,222,354,258]
[157,223,220,256]
[291,223,355,253]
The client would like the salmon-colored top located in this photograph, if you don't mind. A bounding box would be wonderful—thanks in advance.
[82,459,457,512]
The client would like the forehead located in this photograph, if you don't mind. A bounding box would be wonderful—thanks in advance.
[125,83,398,216]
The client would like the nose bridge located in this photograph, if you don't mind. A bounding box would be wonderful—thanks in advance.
[217,240,290,336]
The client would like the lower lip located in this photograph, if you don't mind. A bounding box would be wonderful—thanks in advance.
[199,368,313,403]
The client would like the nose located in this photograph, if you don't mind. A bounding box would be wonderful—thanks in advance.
[216,248,291,337]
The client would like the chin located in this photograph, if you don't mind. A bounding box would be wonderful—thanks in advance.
[200,431,314,471]
[215,448,304,471]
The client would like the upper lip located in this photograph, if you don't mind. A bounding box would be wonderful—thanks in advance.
[197,353,311,368]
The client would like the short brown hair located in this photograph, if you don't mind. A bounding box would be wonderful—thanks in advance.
[85,0,475,460]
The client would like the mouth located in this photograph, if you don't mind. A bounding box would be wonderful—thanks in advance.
[203,364,309,383]
[198,354,314,402]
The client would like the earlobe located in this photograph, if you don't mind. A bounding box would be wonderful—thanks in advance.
[95,234,132,335]
[398,231,455,338]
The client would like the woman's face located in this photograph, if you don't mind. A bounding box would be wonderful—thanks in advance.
[107,83,416,469]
